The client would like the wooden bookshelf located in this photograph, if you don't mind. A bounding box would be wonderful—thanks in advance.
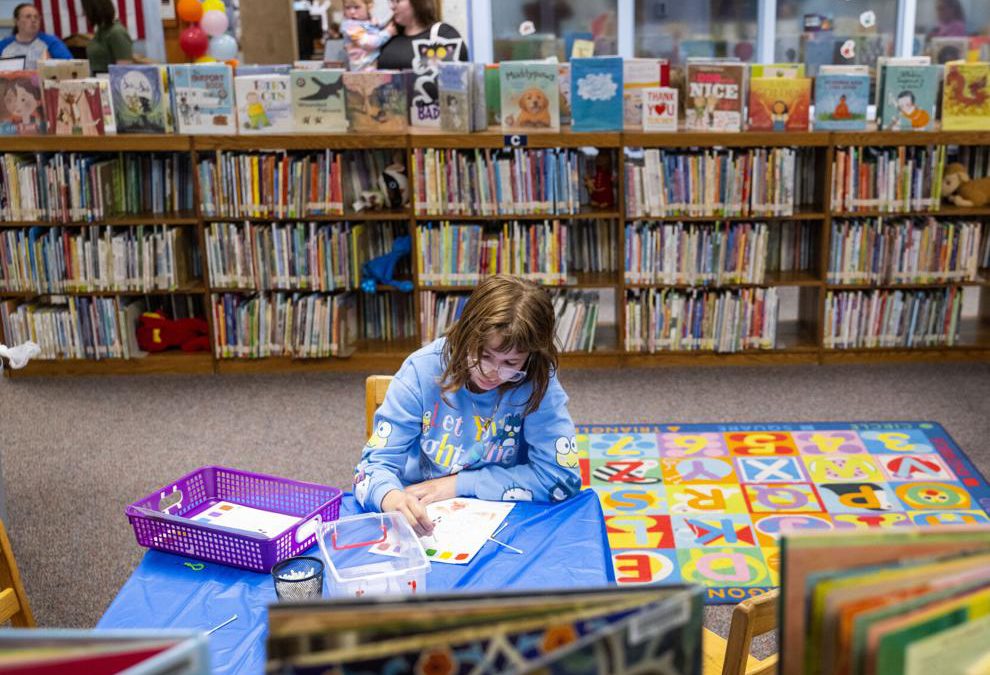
[1,129,988,376]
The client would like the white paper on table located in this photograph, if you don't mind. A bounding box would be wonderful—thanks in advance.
[373,498,516,565]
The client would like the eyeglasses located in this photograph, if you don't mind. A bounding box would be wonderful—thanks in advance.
[468,355,528,383]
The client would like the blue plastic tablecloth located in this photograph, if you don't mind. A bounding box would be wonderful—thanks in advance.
[98,490,614,675]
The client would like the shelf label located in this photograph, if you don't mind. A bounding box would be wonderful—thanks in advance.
[504,134,528,148]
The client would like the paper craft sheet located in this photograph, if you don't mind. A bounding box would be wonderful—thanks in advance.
[420,498,515,564]
[188,500,301,537]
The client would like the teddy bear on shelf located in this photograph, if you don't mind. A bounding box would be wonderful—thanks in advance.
[135,312,210,353]
[941,163,990,208]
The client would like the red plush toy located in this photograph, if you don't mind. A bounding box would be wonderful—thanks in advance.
[135,312,210,353]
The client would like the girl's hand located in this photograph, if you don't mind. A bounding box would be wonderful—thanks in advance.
[381,489,434,536]
[405,475,457,506]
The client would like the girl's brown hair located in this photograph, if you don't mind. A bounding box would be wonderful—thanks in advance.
[440,275,557,415]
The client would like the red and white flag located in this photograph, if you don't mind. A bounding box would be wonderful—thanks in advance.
[33,0,147,41]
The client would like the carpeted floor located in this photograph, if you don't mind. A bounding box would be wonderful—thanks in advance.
[1,361,988,659]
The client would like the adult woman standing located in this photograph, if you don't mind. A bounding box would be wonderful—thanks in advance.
[81,0,133,73]
[377,0,468,126]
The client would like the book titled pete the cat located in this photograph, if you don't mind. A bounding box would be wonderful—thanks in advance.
[570,56,624,132]
[235,74,293,134]
[291,68,347,133]
[169,63,237,134]
[499,61,560,133]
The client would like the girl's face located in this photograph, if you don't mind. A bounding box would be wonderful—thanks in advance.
[344,1,370,21]
[5,85,37,118]
[468,336,529,392]
[389,0,415,27]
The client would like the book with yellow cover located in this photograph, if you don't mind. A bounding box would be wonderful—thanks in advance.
[747,76,811,131]
[941,61,990,130]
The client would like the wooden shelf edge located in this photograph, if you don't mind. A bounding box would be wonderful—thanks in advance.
[6,352,215,377]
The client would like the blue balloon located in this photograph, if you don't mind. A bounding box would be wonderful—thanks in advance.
[208,33,239,61]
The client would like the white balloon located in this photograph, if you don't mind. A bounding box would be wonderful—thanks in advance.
[200,10,229,37]
[208,33,239,61]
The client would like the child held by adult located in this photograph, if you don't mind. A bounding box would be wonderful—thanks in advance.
[340,0,395,72]
[354,275,583,535]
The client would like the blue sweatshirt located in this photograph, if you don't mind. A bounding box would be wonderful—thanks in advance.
[354,338,583,511]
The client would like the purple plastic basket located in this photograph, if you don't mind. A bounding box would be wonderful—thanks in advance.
[126,466,342,573]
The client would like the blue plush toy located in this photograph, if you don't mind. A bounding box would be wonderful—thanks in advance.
[361,235,414,293]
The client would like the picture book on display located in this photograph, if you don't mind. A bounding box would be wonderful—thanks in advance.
[642,86,678,131]
[499,61,559,132]
[813,68,869,130]
[484,63,500,126]
[0,71,44,135]
[750,62,805,78]
[878,63,937,131]
[169,63,237,134]
[623,57,668,129]
[0,630,209,672]
[268,585,705,674]
[684,61,745,131]
[291,67,347,133]
[235,73,293,134]
[108,64,171,134]
[942,61,990,131]
[558,62,571,125]
[570,56,623,132]
[437,61,474,132]
[748,76,811,131]
[780,526,990,675]
[342,70,408,133]
[43,79,105,135]
[37,58,90,82]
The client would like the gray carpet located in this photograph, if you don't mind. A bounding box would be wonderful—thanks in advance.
[1,362,988,659]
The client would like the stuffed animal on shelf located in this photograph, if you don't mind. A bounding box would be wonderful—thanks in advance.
[352,160,410,212]
[585,153,616,210]
[941,163,990,207]
[135,312,210,353]
[361,235,414,293]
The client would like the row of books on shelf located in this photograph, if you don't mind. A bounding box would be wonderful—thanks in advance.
[358,293,416,342]
[415,220,570,287]
[623,147,814,218]
[625,287,780,353]
[0,225,197,294]
[412,148,596,216]
[211,292,356,359]
[0,153,194,222]
[824,287,963,349]
[625,221,771,286]
[829,218,984,285]
[831,145,946,213]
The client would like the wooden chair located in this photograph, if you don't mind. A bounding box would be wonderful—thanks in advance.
[365,375,394,438]
[702,590,779,675]
[0,517,35,627]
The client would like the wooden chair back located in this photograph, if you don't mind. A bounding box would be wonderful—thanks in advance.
[0,517,35,627]
[365,375,394,438]
[702,589,779,675]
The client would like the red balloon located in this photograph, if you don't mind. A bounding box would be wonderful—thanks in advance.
[179,25,209,59]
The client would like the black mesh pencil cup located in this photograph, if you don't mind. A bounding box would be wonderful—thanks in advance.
[271,556,325,601]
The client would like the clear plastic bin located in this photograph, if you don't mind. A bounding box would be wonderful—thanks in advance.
[316,511,430,598]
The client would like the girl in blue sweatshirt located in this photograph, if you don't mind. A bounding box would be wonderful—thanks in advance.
[354,275,583,535]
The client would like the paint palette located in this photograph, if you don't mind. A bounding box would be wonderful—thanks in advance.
[374,498,515,565]
[185,500,301,538]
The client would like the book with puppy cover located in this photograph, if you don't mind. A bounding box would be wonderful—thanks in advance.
[684,61,745,131]
[499,61,559,133]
